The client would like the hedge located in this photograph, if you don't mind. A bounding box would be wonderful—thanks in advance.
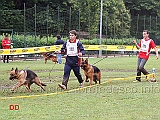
[0,34,135,48]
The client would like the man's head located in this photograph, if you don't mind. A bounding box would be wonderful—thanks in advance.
[56,35,61,39]
[69,30,77,36]
[69,30,77,41]
[5,34,9,37]
[143,30,149,39]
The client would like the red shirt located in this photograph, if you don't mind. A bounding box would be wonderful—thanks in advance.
[2,38,11,49]
[138,38,156,60]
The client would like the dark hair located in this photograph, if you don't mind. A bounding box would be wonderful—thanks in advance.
[56,34,61,39]
[69,30,77,36]
[143,30,149,34]
[5,34,8,37]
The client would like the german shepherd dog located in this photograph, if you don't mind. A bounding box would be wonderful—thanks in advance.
[9,68,46,92]
[80,58,101,86]
[42,52,58,64]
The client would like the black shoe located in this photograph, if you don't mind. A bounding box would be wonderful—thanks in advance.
[133,80,141,82]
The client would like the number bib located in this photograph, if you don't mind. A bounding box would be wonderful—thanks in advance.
[140,39,151,52]
[66,40,78,56]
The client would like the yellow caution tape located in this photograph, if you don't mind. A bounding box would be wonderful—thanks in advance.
[0,74,153,100]
[1,45,159,55]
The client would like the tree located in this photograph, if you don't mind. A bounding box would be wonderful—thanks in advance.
[124,0,160,17]
[0,0,23,31]
[68,0,100,38]
[103,0,131,38]
[124,0,160,41]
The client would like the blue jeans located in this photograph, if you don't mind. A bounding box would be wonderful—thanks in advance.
[136,58,149,80]
[56,54,62,64]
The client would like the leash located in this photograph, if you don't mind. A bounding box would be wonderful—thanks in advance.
[24,60,39,70]
[23,54,56,82]
[91,56,107,65]
[48,63,56,82]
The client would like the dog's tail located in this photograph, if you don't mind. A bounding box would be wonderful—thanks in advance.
[41,83,47,86]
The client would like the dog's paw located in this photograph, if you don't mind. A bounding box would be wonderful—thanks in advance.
[11,89,15,93]
[85,80,89,82]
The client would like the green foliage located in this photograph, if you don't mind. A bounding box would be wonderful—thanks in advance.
[124,0,160,16]
[0,0,160,44]
[103,0,131,38]
[0,34,135,48]
[68,0,100,37]
[12,34,57,48]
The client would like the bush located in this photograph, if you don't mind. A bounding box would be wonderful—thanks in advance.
[0,34,135,48]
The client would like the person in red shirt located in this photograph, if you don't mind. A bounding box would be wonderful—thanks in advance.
[133,30,158,82]
[1,34,11,63]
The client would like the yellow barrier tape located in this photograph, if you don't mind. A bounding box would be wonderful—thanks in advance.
[0,74,154,100]
[1,45,159,55]
[0,45,139,55]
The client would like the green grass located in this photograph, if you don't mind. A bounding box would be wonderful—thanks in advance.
[0,55,160,120]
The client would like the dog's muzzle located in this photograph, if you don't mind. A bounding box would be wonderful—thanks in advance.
[9,76,16,81]
[80,65,85,70]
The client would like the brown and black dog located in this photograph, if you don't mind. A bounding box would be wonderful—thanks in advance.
[80,58,101,86]
[42,52,58,64]
[9,68,46,92]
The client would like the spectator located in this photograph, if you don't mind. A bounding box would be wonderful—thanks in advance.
[55,35,64,64]
[1,34,11,63]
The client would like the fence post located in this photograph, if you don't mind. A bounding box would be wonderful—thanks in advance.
[35,4,37,46]
[78,8,80,38]
[69,7,71,32]
[58,6,60,34]
[136,14,139,38]
[24,3,26,48]
[150,15,151,31]
[143,15,146,30]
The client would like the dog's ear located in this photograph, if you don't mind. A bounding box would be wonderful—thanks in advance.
[15,68,18,74]
[85,58,88,64]
[11,68,14,71]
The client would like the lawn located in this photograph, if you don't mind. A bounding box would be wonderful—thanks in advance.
[0,55,160,120]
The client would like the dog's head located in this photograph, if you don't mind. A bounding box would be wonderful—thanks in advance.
[42,52,47,57]
[80,58,89,70]
[9,68,19,80]
[52,56,58,62]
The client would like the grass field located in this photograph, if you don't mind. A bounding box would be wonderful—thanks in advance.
[0,55,160,120]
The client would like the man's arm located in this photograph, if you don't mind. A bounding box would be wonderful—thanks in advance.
[54,42,66,54]
[154,47,159,59]
[78,41,85,56]
[133,40,140,49]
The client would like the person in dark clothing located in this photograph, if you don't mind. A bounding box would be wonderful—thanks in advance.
[55,35,64,64]
[55,30,85,90]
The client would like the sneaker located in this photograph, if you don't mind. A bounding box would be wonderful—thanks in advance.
[80,83,84,88]
[133,80,141,82]
[58,84,66,90]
